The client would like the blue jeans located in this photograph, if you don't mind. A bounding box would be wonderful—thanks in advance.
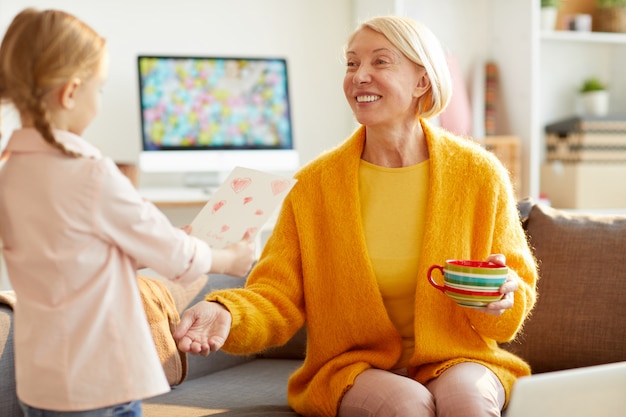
[19,400,142,417]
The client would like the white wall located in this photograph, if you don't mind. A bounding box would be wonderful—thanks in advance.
[0,1,513,179]
[0,0,356,174]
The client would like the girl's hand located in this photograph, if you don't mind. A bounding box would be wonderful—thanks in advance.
[209,230,256,278]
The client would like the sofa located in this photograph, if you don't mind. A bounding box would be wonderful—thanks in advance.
[1,199,626,416]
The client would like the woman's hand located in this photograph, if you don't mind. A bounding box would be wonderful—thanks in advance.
[174,301,232,356]
[481,254,518,316]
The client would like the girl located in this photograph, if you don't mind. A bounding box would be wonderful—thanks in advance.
[0,8,255,417]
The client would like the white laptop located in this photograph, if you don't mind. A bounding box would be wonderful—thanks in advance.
[505,361,626,417]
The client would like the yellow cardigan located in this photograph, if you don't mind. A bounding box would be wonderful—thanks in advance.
[207,120,538,417]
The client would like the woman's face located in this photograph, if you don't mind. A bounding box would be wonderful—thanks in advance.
[343,28,427,129]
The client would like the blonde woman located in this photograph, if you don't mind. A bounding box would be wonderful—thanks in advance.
[0,8,255,416]
[175,15,538,417]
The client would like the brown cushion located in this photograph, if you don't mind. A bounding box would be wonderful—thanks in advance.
[503,203,626,373]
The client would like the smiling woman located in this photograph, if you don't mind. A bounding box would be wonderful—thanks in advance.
[172,15,538,417]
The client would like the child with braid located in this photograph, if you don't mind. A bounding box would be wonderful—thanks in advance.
[0,8,255,417]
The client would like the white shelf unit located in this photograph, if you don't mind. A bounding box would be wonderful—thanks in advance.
[541,30,626,44]
[538,29,626,208]
[489,5,626,202]
[539,30,626,128]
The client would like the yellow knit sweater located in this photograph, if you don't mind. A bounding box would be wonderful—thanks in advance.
[207,120,538,417]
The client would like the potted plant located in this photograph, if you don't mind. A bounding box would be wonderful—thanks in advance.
[595,0,626,33]
[541,0,561,30]
[579,77,609,117]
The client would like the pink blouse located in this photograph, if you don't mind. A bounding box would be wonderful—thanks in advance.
[0,128,212,411]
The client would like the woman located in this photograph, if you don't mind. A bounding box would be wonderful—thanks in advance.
[175,15,538,417]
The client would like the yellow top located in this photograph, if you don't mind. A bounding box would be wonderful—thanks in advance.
[207,120,538,417]
[359,160,429,368]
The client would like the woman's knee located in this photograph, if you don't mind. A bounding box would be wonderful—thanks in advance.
[426,362,505,417]
[338,369,435,417]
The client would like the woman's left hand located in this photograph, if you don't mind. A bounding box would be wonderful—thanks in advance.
[481,254,518,316]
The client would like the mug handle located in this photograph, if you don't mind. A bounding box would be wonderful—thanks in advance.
[427,265,446,292]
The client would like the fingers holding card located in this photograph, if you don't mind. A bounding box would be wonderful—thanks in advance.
[190,167,297,248]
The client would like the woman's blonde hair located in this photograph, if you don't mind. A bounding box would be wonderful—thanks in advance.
[345,15,452,119]
[0,8,106,157]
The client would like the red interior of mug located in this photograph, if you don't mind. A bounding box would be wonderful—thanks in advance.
[447,260,503,269]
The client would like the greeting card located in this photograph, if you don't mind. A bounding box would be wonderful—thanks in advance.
[190,167,297,248]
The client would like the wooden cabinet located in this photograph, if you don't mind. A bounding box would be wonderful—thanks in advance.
[478,136,521,198]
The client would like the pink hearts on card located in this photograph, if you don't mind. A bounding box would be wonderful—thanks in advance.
[271,179,290,195]
[212,200,226,214]
[243,196,253,205]
[204,231,223,241]
[220,224,230,233]
[231,177,252,193]
[254,209,263,215]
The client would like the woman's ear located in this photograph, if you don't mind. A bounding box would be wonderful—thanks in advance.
[414,73,431,98]
[59,78,82,109]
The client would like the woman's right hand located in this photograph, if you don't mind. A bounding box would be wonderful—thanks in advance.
[174,300,232,356]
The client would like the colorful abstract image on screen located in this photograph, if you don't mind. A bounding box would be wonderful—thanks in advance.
[138,56,293,151]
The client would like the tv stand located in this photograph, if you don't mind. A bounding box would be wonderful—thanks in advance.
[138,187,209,208]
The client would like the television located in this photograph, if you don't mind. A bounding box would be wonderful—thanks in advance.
[137,55,299,186]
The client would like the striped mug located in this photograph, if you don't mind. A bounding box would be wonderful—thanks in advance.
[427,260,508,308]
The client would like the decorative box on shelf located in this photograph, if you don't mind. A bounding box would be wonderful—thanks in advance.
[545,115,626,162]
[475,135,521,197]
[594,6,626,33]
[541,162,626,209]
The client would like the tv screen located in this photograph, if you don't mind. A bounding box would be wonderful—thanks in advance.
[137,55,294,152]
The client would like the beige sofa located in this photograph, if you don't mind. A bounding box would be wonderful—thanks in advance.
[1,199,625,416]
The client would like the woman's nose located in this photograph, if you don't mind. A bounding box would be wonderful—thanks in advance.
[352,65,371,84]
